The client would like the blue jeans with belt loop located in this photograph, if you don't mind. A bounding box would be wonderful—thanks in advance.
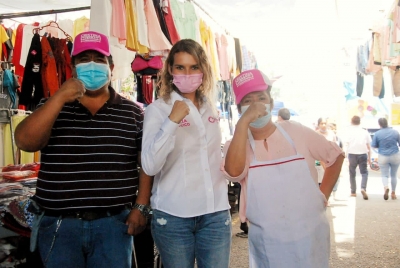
[348,153,368,193]
[378,153,400,191]
[36,209,133,268]
[151,209,232,268]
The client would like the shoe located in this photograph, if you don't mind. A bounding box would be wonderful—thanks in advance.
[361,190,368,200]
[384,188,389,200]
[240,222,248,233]
[236,232,248,238]
[350,193,356,197]
[391,192,397,200]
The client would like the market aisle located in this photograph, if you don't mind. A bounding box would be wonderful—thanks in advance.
[229,159,400,267]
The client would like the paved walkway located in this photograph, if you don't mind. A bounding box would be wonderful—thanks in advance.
[230,160,400,267]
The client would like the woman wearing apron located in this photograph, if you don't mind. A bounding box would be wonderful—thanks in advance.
[223,69,344,268]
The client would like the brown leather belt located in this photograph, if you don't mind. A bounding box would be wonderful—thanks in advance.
[44,205,131,221]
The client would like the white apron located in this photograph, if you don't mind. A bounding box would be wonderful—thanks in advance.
[247,124,330,268]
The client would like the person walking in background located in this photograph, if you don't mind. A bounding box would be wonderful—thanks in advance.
[315,118,337,188]
[141,39,231,268]
[343,116,371,200]
[277,107,290,121]
[223,69,344,267]
[371,118,400,200]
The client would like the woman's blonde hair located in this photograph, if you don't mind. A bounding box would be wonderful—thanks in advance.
[158,39,215,109]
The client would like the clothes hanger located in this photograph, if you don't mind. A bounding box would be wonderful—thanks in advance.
[32,21,73,41]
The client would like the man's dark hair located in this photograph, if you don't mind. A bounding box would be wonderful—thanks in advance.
[378,118,388,128]
[351,116,361,125]
[278,108,290,120]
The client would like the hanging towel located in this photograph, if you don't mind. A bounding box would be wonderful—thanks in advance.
[390,68,400,97]
[356,72,364,97]
[373,69,383,97]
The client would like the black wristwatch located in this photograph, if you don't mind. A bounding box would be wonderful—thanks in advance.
[133,203,151,218]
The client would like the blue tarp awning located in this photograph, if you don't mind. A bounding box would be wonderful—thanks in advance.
[272,100,299,116]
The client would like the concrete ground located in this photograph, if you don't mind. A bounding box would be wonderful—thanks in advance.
[229,159,400,268]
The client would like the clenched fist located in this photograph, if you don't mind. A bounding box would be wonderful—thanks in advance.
[169,100,190,124]
[240,102,268,125]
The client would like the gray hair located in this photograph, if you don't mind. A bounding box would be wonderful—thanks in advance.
[278,108,290,120]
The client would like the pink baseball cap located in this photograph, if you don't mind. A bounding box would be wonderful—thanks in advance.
[71,31,110,56]
[233,69,272,104]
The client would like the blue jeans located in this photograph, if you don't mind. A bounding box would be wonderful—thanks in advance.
[378,153,400,192]
[348,153,368,193]
[36,209,132,268]
[151,209,232,268]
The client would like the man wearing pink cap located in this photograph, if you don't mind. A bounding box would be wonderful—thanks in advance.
[15,31,151,268]
[222,69,344,267]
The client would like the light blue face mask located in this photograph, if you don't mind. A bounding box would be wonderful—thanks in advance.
[241,104,271,128]
[76,61,110,91]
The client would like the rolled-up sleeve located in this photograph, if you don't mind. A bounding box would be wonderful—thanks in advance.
[141,104,179,176]
[306,127,344,167]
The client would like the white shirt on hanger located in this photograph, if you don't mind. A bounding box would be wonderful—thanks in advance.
[19,25,35,67]
[142,91,229,217]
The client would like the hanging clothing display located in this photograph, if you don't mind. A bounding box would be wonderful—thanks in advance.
[3,114,34,166]
[170,0,197,40]
[152,0,172,44]
[12,24,25,86]
[161,0,181,45]
[125,0,150,53]
[132,54,163,105]
[0,26,9,61]
[19,33,44,110]
[144,0,172,51]
[111,0,127,44]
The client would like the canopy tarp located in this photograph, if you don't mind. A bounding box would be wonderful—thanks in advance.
[272,100,299,116]
[0,0,90,18]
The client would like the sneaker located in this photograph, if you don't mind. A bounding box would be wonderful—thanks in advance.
[236,232,248,238]
[361,189,368,200]
[384,188,389,200]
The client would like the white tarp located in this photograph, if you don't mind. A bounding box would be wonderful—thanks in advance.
[0,0,90,14]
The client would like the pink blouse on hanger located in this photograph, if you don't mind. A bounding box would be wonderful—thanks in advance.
[143,0,172,51]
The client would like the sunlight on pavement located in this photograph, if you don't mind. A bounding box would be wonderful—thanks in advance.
[330,195,356,257]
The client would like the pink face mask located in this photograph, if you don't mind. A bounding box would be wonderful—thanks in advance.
[172,73,203,93]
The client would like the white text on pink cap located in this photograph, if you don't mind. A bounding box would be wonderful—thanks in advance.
[235,72,254,87]
[80,33,102,43]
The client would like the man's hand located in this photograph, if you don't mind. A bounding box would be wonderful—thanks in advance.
[126,209,147,236]
[54,78,86,104]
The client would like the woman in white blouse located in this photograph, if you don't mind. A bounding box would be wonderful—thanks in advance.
[141,39,231,268]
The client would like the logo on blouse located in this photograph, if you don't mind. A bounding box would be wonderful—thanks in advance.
[208,116,218,123]
[179,119,190,127]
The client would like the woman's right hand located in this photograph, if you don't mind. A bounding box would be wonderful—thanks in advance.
[239,102,268,125]
[53,78,86,104]
[169,100,190,124]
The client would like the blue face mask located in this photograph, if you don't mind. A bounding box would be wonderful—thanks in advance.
[241,104,271,128]
[76,61,110,91]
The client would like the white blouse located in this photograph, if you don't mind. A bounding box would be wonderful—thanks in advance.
[142,91,229,217]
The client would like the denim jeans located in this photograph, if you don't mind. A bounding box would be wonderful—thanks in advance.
[378,153,400,192]
[151,209,232,268]
[36,209,132,268]
[348,153,368,193]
